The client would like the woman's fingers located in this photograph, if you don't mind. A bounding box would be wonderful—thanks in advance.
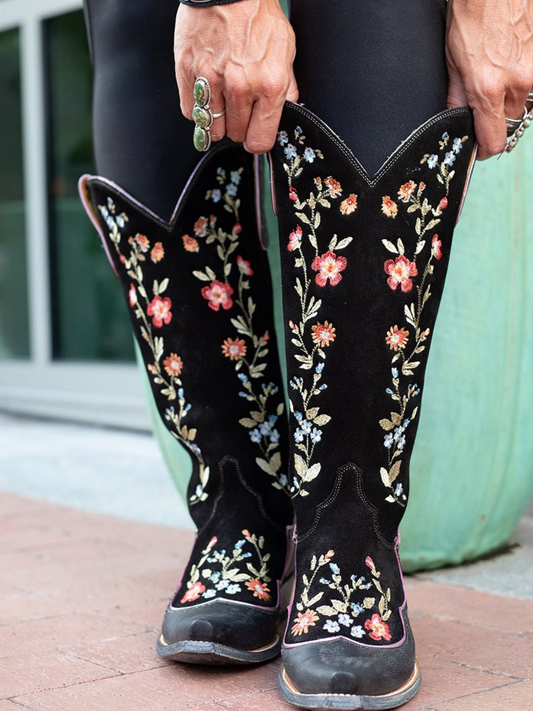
[243,72,295,153]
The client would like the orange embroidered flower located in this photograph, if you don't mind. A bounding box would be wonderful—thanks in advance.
[386,325,410,351]
[150,241,164,263]
[324,177,342,198]
[365,556,375,569]
[201,280,234,311]
[364,614,392,642]
[233,222,242,235]
[182,234,199,252]
[163,353,183,377]
[289,187,298,202]
[292,609,320,636]
[128,284,137,308]
[181,581,206,604]
[242,529,251,538]
[432,235,442,260]
[311,321,336,347]
[119,254,126,265]
[381,196,398,218]
[134,233,150,252]
[208,536,218,548]
[438,197,448,211]
[245,578,271,601]
[397,181,417,203]
[222,337,247,361]
[384,255,418,293]
[340,193,358,215]
[311,251,347,287]
[288,225,303,252]
[193,216,208,237]
[147,296,173,327]
[237,255,254,276]
[261,331,270,343]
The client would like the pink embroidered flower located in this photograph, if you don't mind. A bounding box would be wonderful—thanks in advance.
[242,529,251,538]
[208,536,218,548]
[182,234,199,252]
[129,284,137,308]
[119,254,126,265]
[397,181,416,203]
[438,197,448,211]
[221,337,247,361]
[324,550,335,560]
[134,233,150,252]
[288,226,303,252]
[233,222,242,235]
[340,193,358,215]
[261,331,270,343]
[364,614,392,642]
[150,242,165,263]
[245,578,271,601]
[386,325,410,351]
[291,609,320,636]
[432,235,442,260]
[193,216,208,237]
[384,255,418,293]
[325,177,342,198]
[163,353,183,377]
[381,196,398,218]
[311,321,336,347]
[289,187,298,202]
[181,581,206,604]
[147,296,173,327]
[201,280,234,311]
[237,255,254,276]
[365,556,375,569]
[311,251,347,287]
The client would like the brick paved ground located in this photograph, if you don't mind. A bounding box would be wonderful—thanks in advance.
[0,490,531,711]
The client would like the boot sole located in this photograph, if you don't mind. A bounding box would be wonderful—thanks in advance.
[279,659,421,710]
[157,633,281,665]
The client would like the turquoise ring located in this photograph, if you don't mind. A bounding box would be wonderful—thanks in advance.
[192,77,225,152]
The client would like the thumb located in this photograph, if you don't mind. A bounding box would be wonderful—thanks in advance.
[447,67,468,109]
[286,71,299,103]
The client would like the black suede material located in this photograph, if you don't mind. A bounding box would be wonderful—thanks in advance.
[80,141,293,620]
[269,103,476,660]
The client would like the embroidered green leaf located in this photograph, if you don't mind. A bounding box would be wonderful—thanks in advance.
[331,599,347,613]
[295,278,303,298]
[382,239,398,254]
[313,414,331,426]
[306,407,319,420]
[270,452,282,472]
[307,592,324,607]
[379,419,394,431]
[192,270,211,282]
[335,237,353,250]
[387,588,391,602]
[380,467,390,487]
[415,240,426,255]
[303,462,321,482]
[363,597,375,609]
[250,411,264,422]
[255,458,275,476]
[383,609,392,621]
[379,597,385,616]
[239,418,258,428]
[158,278,169,295]
[415,217,422,236]
[316,605,337,616]
[276,402,285,416]
[385,495,396,503]
[188,428,197,441]
[411,406,419,420]
[314,212,321,230]
[308,233,318,250]
[396,238,405,255]
[390,412,402,426]
[310,555,317,571]
[224,263,232,277]
[329,235,338,251]
[295,211,310,225]
[294,454,307,478]
[389,460,402,484]
[300,489,310,496]
[302,574,310,587]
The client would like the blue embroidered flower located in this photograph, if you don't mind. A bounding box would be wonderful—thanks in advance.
[259,421,272,436]
[442,132,449,140]
[320,384,328,390]
[203,589,216,599]
[324,619,340,633]
[403,418,410,428]
[279,473,289,487]
[427,154,439,169]
[195,484,203,498]
[239,391,249,398]
[316,362,325,374]
[270,429,280,444]
[268,414,278,424]
[386,388,394,395]
[226,584,241,595]
[393,426,404,441]
[453,137,463,154]
[230,170,242,184]
[329,562,340,575]
[295,126,303,135]
[216,579,230,590]
[301,420,312,435]
[210,571,221,582]
[384,433,394,449]
[391,368,398,378]
[338,613,353,627]
[294,411,303,422]
[238,373,248,382]
[178,388,185,399]
[351,602,364,615]
[235,539,245,549]
[226,183,238,197]
[284,144,297,160]
[311,428,322,444]
[444,151,456,167]
[185,404,192,412]
[395,483,404,497]
[116,216,125,228]
[165,407,175,421]
[217,167,224,175]
[351,625,366,639]
[294,428,305,443]
[303,147,316,163]
[320,578,331,585]
[211,188,222,203]
[250,429,261,443]
[397,435,406,451]
[277,130,289,146]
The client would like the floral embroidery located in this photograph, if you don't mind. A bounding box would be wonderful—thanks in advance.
[379,131,469,506]
[277,125,356,498]
[381,196,398,218]
[181,167,286,492]
[97,198,209,505]
[179,530,272,604]
[291,551,392,641]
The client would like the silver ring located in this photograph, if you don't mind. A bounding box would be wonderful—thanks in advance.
[505,103,533,153]
[212,109,226,119]
[192,77,225,152]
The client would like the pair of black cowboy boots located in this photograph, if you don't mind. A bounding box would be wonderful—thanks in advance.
[80,103,475,710]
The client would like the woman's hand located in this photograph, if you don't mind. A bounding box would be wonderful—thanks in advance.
[446,0,533,159]
[174,0,298,153]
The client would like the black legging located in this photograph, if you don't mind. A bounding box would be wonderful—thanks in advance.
[84,0,448,221]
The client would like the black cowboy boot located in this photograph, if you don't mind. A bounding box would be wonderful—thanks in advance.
[79,140,293,664]
[270,103,476,707]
